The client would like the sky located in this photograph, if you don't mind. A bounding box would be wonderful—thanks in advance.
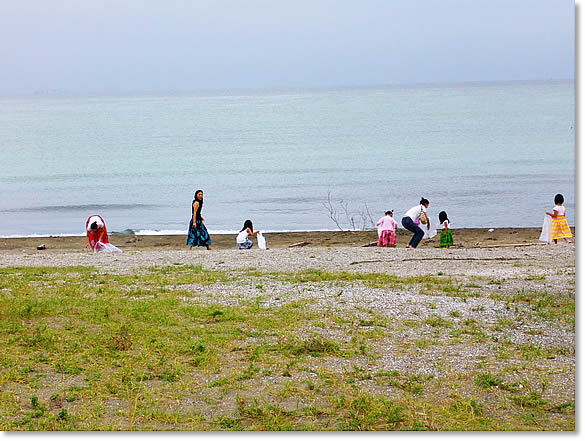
[0,0,575,95]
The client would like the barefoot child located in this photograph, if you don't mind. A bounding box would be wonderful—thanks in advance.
[438,211,453,248]
[376,210,398,247]
[545,194,572,244]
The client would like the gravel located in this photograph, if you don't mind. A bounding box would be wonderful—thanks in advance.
[1,243,575,392]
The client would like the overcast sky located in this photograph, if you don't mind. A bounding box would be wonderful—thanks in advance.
[0,0,575,94]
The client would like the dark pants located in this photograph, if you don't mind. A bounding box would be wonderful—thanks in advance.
[401,217,424,248]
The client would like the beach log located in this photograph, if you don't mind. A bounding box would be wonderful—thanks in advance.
[350,259,384,265]
[478,243,545,248]
[289,241,310,248]
[402,257,522,262]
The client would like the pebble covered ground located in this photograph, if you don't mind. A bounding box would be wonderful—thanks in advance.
[0,241,574,277]
[0,243,576,427]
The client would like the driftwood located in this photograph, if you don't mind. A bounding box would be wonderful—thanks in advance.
[402,257,522,262]
[350,257,522,264]
[477,242,545,249]
[361,241,378,247]
[288,241,310,248]
[349,259,384,265]
[351,256,524,265]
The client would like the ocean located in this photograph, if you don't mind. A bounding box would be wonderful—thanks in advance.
[0,80,575,237]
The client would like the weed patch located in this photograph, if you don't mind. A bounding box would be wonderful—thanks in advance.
[0,264,574,431]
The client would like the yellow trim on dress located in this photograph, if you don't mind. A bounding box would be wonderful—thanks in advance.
[550,216,572,239]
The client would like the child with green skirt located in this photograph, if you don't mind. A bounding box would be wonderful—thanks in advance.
[439,211,453,248]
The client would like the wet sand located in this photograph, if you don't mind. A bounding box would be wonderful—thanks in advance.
[0,227,571,254]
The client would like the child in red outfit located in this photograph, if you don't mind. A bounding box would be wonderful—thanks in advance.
[85,215,109,250]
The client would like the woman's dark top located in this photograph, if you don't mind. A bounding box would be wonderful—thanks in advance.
[193,199,203,221]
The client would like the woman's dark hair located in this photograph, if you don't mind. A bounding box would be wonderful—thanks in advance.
[90,221,98,230]
[385,210,393,216]
[420,197,429,206]
[554,193,564,204]
[241,219,253,232]
[439,211,449,224]
[193,190,204,208]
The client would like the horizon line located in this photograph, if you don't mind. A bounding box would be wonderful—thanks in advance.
[0,78,574,99]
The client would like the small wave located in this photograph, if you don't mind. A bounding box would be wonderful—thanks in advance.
[134,229,253,235]
[0,233,85,239]
[135,229,189,236]
[0,228,344,239]
[0,204,160,213]
[135,228,342,236]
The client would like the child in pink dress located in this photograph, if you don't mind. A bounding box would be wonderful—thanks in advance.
[376,210,398,247]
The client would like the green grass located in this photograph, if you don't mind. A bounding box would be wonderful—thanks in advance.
[0,265,575,431]
[256,269,472,297]
[490,289,575,330]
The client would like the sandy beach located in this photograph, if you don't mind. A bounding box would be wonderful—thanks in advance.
[0,229,575,278]
[0,226,567,254]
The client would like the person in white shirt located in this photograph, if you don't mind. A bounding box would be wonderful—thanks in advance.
[236,219,260,249]
[401,198,430,248]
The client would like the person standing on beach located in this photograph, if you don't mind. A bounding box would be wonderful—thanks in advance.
[438,211,454,248]
[401,198,430,248]
[376,210,398,247]
[545,193,572,244]
[187,190,212,250]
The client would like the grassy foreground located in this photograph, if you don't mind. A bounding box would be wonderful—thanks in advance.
[0,264,575,431]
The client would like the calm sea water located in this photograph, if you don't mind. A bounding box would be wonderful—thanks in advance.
[0,81,574,237]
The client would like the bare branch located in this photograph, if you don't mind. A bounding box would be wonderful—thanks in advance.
[363,202,375,229]
[339,200,355,230]
[322,191,344,231]
[323,192,377,231]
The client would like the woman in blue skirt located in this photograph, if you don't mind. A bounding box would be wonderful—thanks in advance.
[187,189,212,250]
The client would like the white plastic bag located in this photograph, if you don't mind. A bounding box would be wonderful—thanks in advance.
[417,217,437,239]
[422,223,437,239]
[94,241,122,253]
[257,231,267,250]
[539,215,552,243]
